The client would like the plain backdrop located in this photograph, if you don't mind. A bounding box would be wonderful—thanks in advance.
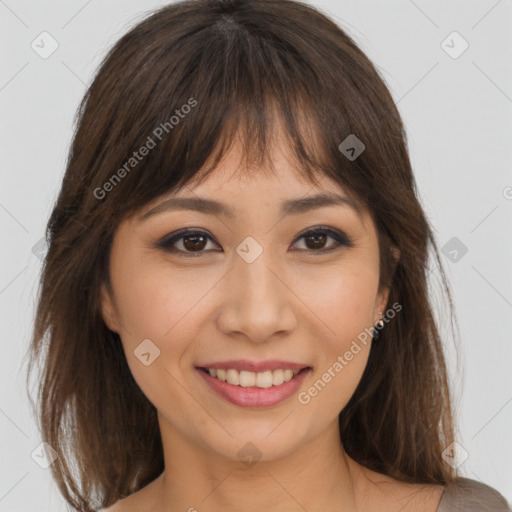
[1,0,511,510]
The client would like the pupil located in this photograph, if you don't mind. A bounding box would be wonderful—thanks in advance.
[184,235,206,251]
[307,233,326,249]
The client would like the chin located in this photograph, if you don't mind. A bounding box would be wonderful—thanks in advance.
[196,421,311,465]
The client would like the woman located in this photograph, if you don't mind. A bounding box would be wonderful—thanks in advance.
[26,0,510,511]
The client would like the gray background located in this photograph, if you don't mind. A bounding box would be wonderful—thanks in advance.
[1,0,511,510]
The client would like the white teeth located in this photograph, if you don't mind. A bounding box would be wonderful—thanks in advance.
[256,371,273,388]
[205,367,303,388]
[239,370,256,387]
[226,369,239,386]
[272,369,284,386]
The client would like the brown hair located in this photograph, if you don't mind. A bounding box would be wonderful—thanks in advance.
[25,0,460,510]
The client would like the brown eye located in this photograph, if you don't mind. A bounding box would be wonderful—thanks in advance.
[158,229,219,257]
[303,232,328,250]
[182,233,208,251]
[157,226,353,258]
[292,227,354,254]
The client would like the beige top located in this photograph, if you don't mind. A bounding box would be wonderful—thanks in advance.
[436,478,511,511]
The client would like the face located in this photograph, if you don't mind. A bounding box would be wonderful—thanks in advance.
[100,139,390,464]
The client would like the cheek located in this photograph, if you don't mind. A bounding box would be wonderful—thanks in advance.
[297,260,378,341]
[299,327,372,424]
[294,263,376,414]
[109,255,226,408]
[109,256,211,422]
[110,253,217,347]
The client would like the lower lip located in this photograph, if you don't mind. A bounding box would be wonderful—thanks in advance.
[196,368,311,408]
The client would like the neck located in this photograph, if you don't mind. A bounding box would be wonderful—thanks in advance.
[154,415,359,512]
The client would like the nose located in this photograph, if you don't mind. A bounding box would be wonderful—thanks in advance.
[216,247,298,343]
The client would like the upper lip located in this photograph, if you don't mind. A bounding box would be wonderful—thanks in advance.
[196,359,311,372]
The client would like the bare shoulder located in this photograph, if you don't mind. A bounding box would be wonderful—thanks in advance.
[99,491,152,512]
[100,503,119,512]
[99,475,162,512]
[350,461,444,512]
[378,477,445,512]
[99,495,134,512]
[99,501,120,512]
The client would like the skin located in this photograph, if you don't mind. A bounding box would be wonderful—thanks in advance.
[100,136,444,512]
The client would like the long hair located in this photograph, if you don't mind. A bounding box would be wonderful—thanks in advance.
[25,0,460,510]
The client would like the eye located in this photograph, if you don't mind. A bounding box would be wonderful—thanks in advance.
[157,229,219,257]
[291,226,354,254]
[156,226,353,257]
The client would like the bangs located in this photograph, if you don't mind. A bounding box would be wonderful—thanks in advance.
[174,96,327,191]
[83,4,376,224]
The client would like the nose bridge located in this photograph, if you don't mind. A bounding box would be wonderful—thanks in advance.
[220,240,295,342]
[236,245,277,300]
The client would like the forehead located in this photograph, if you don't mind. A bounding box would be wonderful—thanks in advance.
[182,139,357,205]
[138,140,371,231]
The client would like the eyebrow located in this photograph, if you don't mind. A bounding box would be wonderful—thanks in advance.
[138,192,364,222]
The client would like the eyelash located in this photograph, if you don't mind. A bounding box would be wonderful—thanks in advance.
[156,226,354,258]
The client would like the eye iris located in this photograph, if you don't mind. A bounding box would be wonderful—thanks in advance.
[305,232,327,250]
[183,234,207,251]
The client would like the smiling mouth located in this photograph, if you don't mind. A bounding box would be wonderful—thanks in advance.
[196,367,311,388]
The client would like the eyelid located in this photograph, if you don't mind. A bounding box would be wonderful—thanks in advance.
[156,225,354,256]
[156,228,219,255]
[293,225,354,249]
